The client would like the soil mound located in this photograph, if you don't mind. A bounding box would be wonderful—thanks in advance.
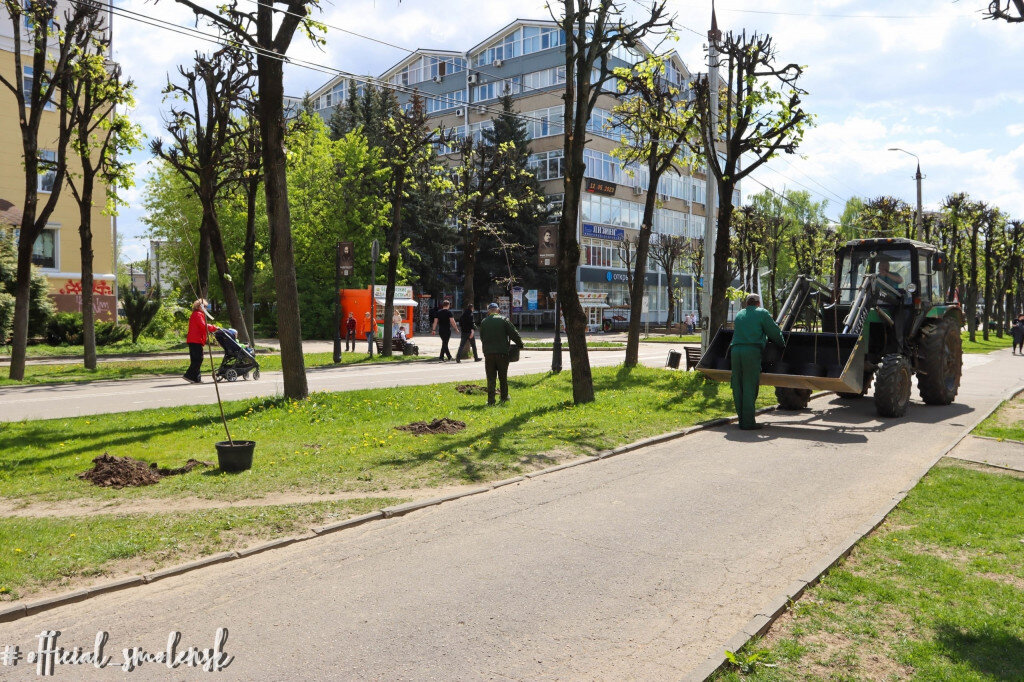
[79,453,212,488]
[455,384,488,395]
[396,418,467,435]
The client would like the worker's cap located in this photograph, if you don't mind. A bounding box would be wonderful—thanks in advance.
[487,302,499,311]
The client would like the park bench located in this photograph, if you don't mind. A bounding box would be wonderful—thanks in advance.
[684,346,703,371]
[374,337,419,356]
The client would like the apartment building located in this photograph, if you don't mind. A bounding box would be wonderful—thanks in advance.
[0,3,118,321]
[305,19,730,326]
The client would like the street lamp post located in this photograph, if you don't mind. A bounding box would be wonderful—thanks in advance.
[888,147,924,240]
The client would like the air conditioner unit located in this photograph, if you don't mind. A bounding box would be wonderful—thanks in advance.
[455,108,465,117]
[632,186,643,196]
[493,59,504,67]
[432,75,444,83]
[467,74,479,84]
[658,193,670,202]
[475,106,487,114]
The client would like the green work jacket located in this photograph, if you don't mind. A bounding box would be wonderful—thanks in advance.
[731,305,786,349]
[479,314,524,355]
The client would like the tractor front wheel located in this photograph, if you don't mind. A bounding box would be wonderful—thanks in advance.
[916,317,962,405]
[874,354,912,417]
[776,387,812,410]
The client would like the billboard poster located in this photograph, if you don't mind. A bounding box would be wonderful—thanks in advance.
[527,289,538,311]
[538,225,557,268]
[511,286,524,312]
[498,296,511,317]
[339,241,354,277]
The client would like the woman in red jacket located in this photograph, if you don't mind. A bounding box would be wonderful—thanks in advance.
[183,299,217,383]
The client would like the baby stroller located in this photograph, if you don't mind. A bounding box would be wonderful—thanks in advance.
[213,328,260,382]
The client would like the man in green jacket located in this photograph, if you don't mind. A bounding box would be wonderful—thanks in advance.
[731,293,786,430]
[479,303,525,405]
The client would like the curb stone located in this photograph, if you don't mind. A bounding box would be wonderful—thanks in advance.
[685,382,1024,681]
[0,390,831,626]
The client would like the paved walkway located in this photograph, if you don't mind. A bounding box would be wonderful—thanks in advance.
[0,351,1016,679]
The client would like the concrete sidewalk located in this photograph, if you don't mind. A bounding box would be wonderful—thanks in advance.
[0,351,1015,679]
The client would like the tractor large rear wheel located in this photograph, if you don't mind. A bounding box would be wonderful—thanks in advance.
[776,387,812,410]
[874,354,912,417]
[916,317,962,405]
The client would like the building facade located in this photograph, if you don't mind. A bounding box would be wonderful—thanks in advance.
[0,3,118,321]
[304,19,730,326]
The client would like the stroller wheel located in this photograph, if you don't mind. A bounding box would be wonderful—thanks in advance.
[252,369,261,381]
[213,373,224,383]
[226,369,238,382]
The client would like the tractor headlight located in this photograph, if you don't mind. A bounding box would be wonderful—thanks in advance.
[907,283,917,293]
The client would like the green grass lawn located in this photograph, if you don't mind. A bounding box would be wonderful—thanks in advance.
[2,338,191,358]
[0,498,402,601]
[713,460,1024,680]
[0,366,770,504]
[971,392,1024,442]
[0,351,424,386]
[521,340,624,348]
[644,334,701,344]
[961,331,1013,354]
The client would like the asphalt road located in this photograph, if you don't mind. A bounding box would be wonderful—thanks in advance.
[0,345,672,422]
[0,351,1016,680]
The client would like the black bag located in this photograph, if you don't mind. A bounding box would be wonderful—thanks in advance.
[508,344,521,363]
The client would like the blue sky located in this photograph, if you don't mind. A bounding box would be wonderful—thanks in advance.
[111,0,1024,260]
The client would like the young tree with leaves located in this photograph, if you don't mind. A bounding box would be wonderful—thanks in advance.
[612,53,698,367]
[168,0,328,399]
[151,47,253,342]
[66,22,142,370]
[232,103,264,343]
[0,0,98,380]
[689,28,812,338]
[556,0,671,402]
[857,196,913,238]
[650,234,685,328]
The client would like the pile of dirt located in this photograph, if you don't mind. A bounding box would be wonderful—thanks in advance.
[395,418,467,435]
[455,384,488,395]
[79,453,212,488]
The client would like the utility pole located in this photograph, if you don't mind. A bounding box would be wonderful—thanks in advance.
[701,3,721,352]
[888,147,924,240]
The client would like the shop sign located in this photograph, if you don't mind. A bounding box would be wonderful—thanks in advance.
[577,291,608,306]
[582,223,625,241]
[373,285,413,299]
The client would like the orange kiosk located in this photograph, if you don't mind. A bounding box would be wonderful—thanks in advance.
[339,285,418,338]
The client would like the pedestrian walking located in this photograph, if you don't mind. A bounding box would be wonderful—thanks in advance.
[182,299,217,384]
[479,302,524,405]
[1012,318,1024,355]
[456,303,481,363]
[344,312,357,351]
[730,293,785,430]
[362,312,377,356]
[431,299,459,361]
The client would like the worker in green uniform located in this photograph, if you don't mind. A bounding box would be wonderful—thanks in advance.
[730,293,786,430]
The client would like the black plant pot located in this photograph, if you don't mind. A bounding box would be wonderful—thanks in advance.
[216,440,255,472]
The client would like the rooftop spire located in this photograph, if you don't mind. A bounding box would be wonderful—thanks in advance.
[709,0,722,43]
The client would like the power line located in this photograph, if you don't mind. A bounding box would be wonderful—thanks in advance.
[771,156,848,205]
[671,1,976,20]
[744,173,843,227]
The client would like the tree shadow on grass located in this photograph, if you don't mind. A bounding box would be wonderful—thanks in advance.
[934,622,1024,680]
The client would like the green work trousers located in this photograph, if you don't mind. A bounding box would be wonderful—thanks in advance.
[730,344,763,429]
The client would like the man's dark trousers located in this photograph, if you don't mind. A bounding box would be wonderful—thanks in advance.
[439,331,453,360]
[484,353,510,404]
[345,329,356,351]
[730,345,762,429]
[457,333,479,361]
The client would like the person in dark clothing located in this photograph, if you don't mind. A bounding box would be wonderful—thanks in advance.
[479,302,524,404]
[456,304,480,363]
[730,293,785,429]
[431,299,460,361]
[1013,318,1024,355]
[183,299,217,383]
[344,312,357,351]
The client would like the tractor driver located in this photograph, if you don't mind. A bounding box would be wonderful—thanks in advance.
[875,258,904,293]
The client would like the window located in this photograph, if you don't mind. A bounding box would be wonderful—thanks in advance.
[32,227,57,269]
[473,26,565,66]
[582,237,622,269]
[38,150,56,192]
[426,89,466,114]
[389,55,467,86]
[527,150,565,181]
[546,193,563,220]
[22,66,55,111]
[524,105,564,139]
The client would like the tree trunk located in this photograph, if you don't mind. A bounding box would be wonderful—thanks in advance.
[968,225,979,342]
[556,182,594,404]
[204,205,248,344]
[709,183,737,336]
[461,227,477,309]
[243,180,257,345]
[79,180,97,370]
[197,222,212,300]
[7,242,34,381]
[382,172,405,358]
[983,237,993,341]
[624,193,656,368]
[258,53,307,399]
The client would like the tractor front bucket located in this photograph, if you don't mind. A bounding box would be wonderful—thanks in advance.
[695,329,866,393]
